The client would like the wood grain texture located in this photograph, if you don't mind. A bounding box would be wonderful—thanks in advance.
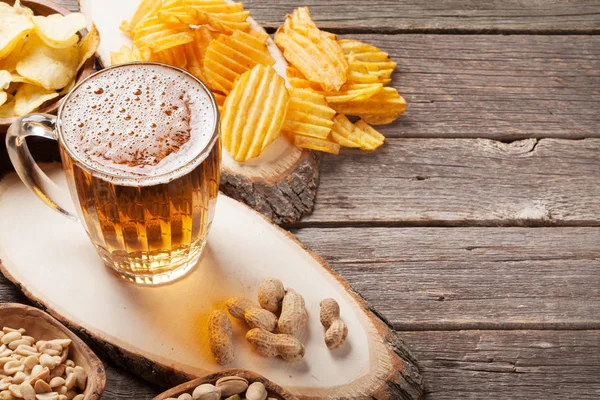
[46,329,600,400]
[359,34,600,140]
[245,0,600,33]
[297,138,600,227]
[55,0,600,33]
[103,364,161,399]
[293,227,600,330]
[404,330,600,399]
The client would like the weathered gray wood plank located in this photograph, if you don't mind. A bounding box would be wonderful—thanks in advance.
[3,227,598,334]
[293,227,600,330]
[34,329,600,400]
[242,0,600,33]
[58,0,600,33]
[404,330,600,399]
[6,139,599,227]
[362,34,600,140]
[297,138,600,227]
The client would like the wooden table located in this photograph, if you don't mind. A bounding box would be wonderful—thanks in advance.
[1,0,599,398]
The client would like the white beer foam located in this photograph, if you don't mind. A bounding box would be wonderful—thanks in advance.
[61,64,216,186]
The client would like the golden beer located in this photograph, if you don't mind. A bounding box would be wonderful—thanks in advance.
[58,63,220,284]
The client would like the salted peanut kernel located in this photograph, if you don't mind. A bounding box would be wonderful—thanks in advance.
[3,360,24,375]
[64,373,76,390]
[48,340,71,349]
[39,342,62,356]
[12,371,26,384]
[2,328,23,334]
[29,366,50,385]
[73,367,87,391]
[15,344,38,357]
[0,378,12,391]
[50,365,65,380]
[20,381,35,400]
[35,393,60,400]
[8,383,21,398]
[49,377,65,388]
[35,379,52,394]
[1,332,21,345]
[8,339,31,351]
[39,354,57,370]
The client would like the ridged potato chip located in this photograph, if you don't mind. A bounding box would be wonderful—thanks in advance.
[151,46,187,68]
[355,119,386,146]
[0,6,34,59]
[14,83,59,116]
[294,135,340,155]
[111,45,138,65]
[282,88,335,139]
[331,114,384,150]
[213,92,226,113]
[285,7,337,41]
[16,34,78,90]
[157,0,200,25]
[120,0,161,36]
[321,83,382,103]
[221,65,290,162]
[339,39,396,86]
[286,65,321,91]
[275,7,347,91]
[330,87,407,125]
[181,26,220,80]
[204,30,275,94]
[185,0,250,34]
[133,15,193,53]
[346,61,389,85]
[32,13,87,49]
[287,65,382,103]
[157,0,250,33]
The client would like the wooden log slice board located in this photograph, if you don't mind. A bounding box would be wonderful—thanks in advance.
[0,165,423,399]
[78,0,320,225]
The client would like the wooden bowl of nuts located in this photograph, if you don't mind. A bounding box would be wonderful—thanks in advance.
[154,369,297,400]
[0,303,106,399]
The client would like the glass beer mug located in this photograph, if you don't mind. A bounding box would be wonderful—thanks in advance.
[6,63,221,284]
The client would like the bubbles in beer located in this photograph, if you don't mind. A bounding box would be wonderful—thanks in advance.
[61,64,216,184]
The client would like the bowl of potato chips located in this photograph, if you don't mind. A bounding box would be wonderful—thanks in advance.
[0,0,99,131]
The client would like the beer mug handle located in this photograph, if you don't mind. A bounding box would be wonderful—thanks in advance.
[5,114,79,222]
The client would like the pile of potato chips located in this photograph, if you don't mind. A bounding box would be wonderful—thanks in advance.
[0,1,99,118]
[116,1,406,161]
